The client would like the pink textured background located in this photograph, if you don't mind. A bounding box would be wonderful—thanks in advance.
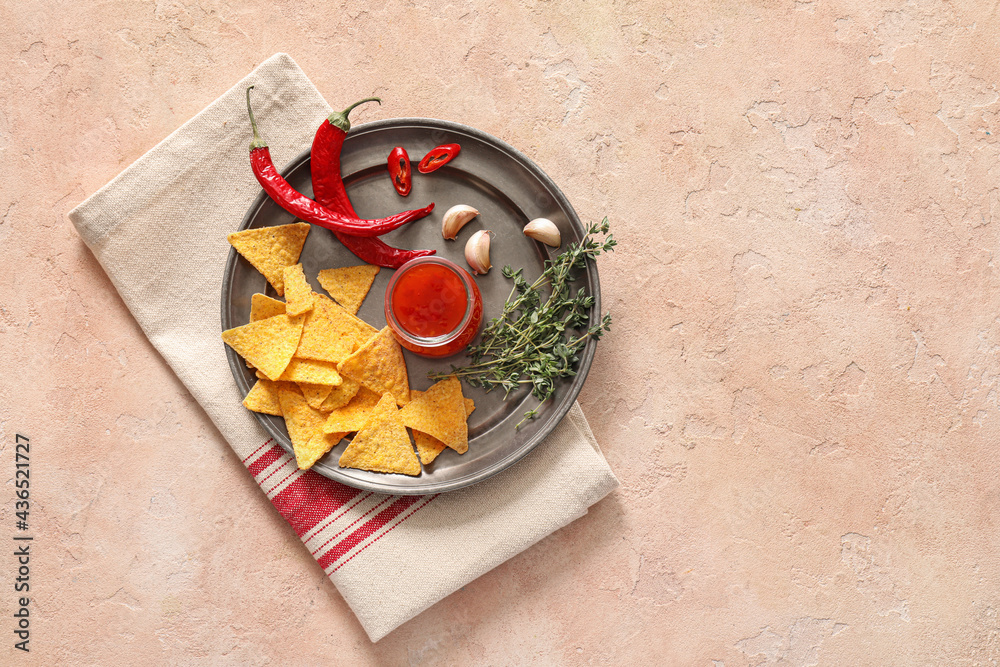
[2,1,999,663]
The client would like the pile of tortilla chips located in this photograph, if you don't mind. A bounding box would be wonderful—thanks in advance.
[223,222,474,475]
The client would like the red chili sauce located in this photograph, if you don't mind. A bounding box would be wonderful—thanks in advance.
[392,263,466,336]
[386,258,483,357]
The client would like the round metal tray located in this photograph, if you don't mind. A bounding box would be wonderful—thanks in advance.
[221,118,600,494]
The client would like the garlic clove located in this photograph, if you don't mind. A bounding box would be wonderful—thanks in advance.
[442,204,479,240]
[523,218,561,247]
[465,230,492,275]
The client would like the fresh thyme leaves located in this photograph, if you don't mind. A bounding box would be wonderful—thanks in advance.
[433,217,615,427]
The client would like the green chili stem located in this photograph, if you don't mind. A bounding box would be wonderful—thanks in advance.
[326,97,381,133]
[246,86,267,151]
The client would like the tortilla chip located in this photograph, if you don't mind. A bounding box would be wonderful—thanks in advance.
[413,431,447,465]
[316,264,381,315]
[250,293,286,322]
[298,382,334,410]
[322,386,382,433]
[399,375,468,453]
[315,293,378,346]
[319,376,361,412]
[227,222,310,296]
[296,294,371,364]
[275,357,343,385]
[338,393,420,476]
[222,313,304,381]
[410,394,476,464]
[283,264,314,316]
[337,326,410,406]
[277,386,340,469]
[277,385,322,442]
[345,304,380,341]
[409,392,476,417]
[242,379,283,416]
[246,294,288,367]
[298,431,349,470]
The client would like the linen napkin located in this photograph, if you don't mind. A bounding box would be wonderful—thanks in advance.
[68,53,618,641]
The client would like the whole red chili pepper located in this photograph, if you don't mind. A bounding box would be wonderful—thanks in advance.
[387,146,412,196]
[246,87,433,238]
[311,96,380,211]
[310,97,436,268]
[418,143,461,173]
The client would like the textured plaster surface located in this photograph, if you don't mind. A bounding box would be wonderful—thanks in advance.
[2,0,999,664]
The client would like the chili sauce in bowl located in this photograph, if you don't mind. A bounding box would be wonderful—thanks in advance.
[384,256,483,357]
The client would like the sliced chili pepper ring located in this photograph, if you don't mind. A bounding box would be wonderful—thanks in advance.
[417,143,460,174]
[388,146,412,196]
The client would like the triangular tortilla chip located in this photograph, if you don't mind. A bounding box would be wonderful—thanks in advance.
[413,431,447,465]
[283,264,314,316]
[296,294,372,363]
[298,431,349,470]
[322,386,381,433]
[319,377,361,412]
[274,357,343,385]
[411,392,475,464]
[250,293,286,322]
[399,375,468,453]
[316,264,380,315]
[298,382,334,410]
[277,386,345,470]
[227,222,310,296]
[315,293,378,345]
[222,313,304,381]
[242,379,283,416]
[247,294,287,370]
[337,326,410,406]
[338,393,420,476]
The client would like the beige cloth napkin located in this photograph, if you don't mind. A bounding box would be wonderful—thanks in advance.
[68,53,618,641]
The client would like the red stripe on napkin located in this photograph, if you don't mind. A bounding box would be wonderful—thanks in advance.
[303,491,373,541]
[311,497,394,556]
[245,439,442,571]
[242,439,275,464]
[316,496,421,570]
[270,470,363,537]
[264,466,300,493]
[247,442,284,477]
[331,495,437,572]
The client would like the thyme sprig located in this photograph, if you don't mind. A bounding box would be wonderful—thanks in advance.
[433,217,615,427]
